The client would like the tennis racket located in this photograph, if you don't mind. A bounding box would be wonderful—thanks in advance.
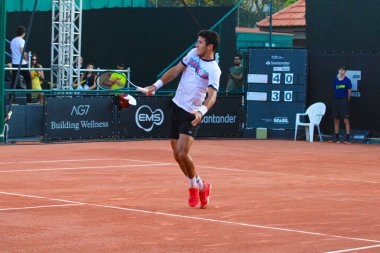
[96,71,154,95]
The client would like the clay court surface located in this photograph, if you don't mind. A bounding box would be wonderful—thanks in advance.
[0,140,379,253]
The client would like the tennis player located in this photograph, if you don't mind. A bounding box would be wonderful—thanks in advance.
[145,30,221,209]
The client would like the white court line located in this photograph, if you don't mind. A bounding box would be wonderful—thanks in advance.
[0,158,120,165]
[1,157,378,184]
[195,165,380,184]
[118,160,380,184]
[0,191,379,244]
[325,244,380,253]
[0,163,172,173]
[0,203,83,211]
[0,158,158,165]
[0,191,83,204]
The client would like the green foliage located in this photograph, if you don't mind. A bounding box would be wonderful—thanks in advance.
[147,0,288,10]
[285,0,298,7]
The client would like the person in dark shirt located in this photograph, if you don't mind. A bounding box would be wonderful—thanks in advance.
[330,66,352,144]
[226,53,243,94]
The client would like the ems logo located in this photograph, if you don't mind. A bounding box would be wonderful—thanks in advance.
[273,117,289,124]
[135,105,164,132]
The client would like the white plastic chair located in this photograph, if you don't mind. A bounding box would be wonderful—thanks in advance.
[294,102,326,142]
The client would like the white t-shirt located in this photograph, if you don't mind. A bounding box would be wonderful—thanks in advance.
[172,48,221,113]
[11,36,27,65]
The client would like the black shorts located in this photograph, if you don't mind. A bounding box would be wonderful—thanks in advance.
[169,102,200,139]
[333,98,350,119]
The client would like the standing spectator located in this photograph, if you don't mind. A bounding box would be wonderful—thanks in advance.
[72,56,84,90]
[226,53,244,95]
[330,66,352,144]
[74,56,83,70]
[30,54,44,104]
[10,26,32,103]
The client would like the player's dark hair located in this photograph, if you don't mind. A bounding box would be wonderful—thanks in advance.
[16,26,26,36]
[198,30,219,52]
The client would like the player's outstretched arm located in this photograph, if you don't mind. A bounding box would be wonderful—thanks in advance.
[145,62,186,96]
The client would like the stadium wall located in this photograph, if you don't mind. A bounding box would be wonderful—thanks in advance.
[6,7,236,90]
[306,0,380,136]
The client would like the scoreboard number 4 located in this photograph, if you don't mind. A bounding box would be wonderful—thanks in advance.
[272,73,281,84]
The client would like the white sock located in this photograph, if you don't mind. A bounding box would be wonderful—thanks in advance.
[196,175,204,190]
[188,177,198,188]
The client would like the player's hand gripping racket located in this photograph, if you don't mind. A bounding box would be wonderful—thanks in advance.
[96,71,154,95]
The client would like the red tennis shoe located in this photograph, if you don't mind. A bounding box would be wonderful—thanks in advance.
[188,187,199,207]
[199,182,211,209]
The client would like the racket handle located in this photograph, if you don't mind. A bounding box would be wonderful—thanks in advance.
[137,87,155,95]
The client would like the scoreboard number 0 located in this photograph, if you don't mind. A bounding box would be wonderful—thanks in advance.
[284,91,293,102]
[285,73,294,84]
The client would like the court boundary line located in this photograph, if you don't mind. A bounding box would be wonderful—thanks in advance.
[0,158,124,165]
[324,243,380,253]
[1,157,378,184]
[0,203,84,211]
[0,190,379,244]
[0,163,172,173]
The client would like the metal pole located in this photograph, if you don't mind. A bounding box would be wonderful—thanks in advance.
[269,0,273,47]
[0,0,6,140]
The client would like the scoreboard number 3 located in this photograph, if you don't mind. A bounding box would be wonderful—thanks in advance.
[271,90,280,101]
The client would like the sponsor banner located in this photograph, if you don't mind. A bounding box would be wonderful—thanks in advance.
[44,95,115,140]
[118,96,243,138]
[118,96,172,138]
[7,105,43,138]
[197,96,243,137]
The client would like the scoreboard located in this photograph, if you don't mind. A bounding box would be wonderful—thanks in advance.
[245,48,308,134]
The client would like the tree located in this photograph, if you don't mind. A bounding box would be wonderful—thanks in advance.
[148,0,287,10]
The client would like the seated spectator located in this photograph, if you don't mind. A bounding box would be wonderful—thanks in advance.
[102,63,127,90]
[76,63,97,90]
